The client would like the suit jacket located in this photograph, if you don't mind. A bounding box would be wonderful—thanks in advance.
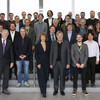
[34,22,48,43]
[63,31,76,49]
[50,40,70,67]
[0,39,14,64]
[0,20,9,29]
[35,42,50,66]
[71,43,88,67]
[58,18,64,27]
[30,19,38,28]
[25,26,35,46]
[19,19,25,27]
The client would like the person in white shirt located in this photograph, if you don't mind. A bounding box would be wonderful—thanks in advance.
[84,31,99,87]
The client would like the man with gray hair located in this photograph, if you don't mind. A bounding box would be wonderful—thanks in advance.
[50,30,70,96]
[0,29,14,94]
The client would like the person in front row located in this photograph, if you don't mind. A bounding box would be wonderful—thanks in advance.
[71,33,89,96]
[50,31,70,96]
[14,27,32,87]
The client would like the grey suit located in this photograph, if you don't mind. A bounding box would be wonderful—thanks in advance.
[71,43,88,67]
[50,40,70,91]
[34,22,48,43]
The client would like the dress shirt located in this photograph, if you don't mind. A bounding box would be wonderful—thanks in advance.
[10,31,15,42]
[48,18,52,27]
[2,38,6,45]
[16,23,20,32]
[50,33,56,41]
[84,40,99,61]
[67,31,72,41]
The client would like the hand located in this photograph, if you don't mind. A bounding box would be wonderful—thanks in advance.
[50,65,53,69]
[80,64,84,68]
[66,64,70,69]
[23,55,26,59]
[76,63,81,68]
[32,46,35,51]
[10,63,14,68]
[96,61,99,65]
[37,64,41,69]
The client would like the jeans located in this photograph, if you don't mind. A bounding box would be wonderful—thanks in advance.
[16,60,29,83]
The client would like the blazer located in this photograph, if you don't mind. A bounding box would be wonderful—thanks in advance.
[50,40,70,67]
[0,20,9,29]
[71,43,88,67]
[14,36,32,60]
[35,42,50,65]
[34,22,48,43]
[0,39,14,63]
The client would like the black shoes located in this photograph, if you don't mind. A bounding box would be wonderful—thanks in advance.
[70,77,73,81]
[60,91,65,96]
[42,93,46,97]
[53,90,58,96]
[2,90,10,95]
[65,77,69,81]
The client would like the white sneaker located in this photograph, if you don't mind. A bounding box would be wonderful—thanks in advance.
[24,82,30,87]
[16,83,22,87]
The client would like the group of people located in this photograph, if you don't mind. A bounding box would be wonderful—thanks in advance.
[0,10,100,98]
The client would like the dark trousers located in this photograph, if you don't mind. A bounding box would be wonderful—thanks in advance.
[37,64,49,94]
[0,61,10,90]
[29,52,33,71]
[73,67,86,91]
[86,57,96,84]
[54,61,65,91]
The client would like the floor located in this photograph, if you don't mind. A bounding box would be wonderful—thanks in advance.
[0,92,100,100]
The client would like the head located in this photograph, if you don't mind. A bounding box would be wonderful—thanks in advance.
[68,12,72,18]
[10,23,16,31]
[20,27,26,38]
[87,32,94,41]
[80,18,86,27]
[39,33,48,42]
[65,15,71,23]
[95,21,100,31]
[33,12,38,19]
[15,15,20,23]
[56,31,63,42]
[87,25,94,30]
[53,19,58,27]
[38,14,44,22]
[27,13,32,21]
[47,10,53,18]
[75,19,80,26]
[0,25,3,33]
[9,13,14,20]
[49,25,55,34]
[0,13,5,21]
[25,19,30,27]
[57,12,62,19]
[67,23,73,31]
[1,29,9,40]
[22,11,26,19]
[75,14,80,20]
[80,12,85,19]
[98,12,100,19]
[76,33,83,42]
[90,10,95,18]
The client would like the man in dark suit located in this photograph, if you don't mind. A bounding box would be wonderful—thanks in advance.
[50,31,70,96]
[8,22,20,79]
[0,13,8,30]
[63,23,76,81]
[0,29,14,94]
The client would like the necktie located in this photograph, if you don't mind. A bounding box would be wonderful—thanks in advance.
[3,40,5,54]
[52,35,55,41]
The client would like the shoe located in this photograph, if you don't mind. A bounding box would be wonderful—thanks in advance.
[70,77,73,81]
[91,84,96,88]
[53,90,58,96]
[2,90,10,95]
[65,76,69,81]
[82,91,89,96]
[43,93,46,97]
[24,82,30,87]
[60,91,65,96]
[72,89,77,96]
[16,83,22,87]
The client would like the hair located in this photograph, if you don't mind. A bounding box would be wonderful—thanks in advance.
[1,29,9,35]
[25,19,29,22]
[49,25,55,29]
[76,33,83,38]
[28,13,32,16]
[22,11,26,15]
[80,12,85,14]
[33,12,38,15]
[10,22,16,27]
[80,18,86,23]
[58,12,62,14]
[20,27,25,31]
[67,23,73,27]
[0,13,5,16]
[95,21,100,32]
[9,13,13,15]
[56,30,63,36]
[38,33,48,42]
[47,10,53,17]
[65,14,71,19]
[38,14,44,18]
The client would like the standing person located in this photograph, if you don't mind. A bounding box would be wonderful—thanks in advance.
[71,33,89,96]
[15,27,32,87]
[0,25,3,38]
[35,33,50,97]
[84,31,99,87]
[50,31,70,96]
[0,29,14,94]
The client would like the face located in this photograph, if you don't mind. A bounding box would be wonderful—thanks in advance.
[81,13,85,18]
[53,20,58,27]
[57,13,62,19]
[98,13,100,18]
[0,26,3,32]
[48,11,52,17]
[90,11,95,18]
[96,23,100,29]
[88,26,93,30]
[15,16,20,23]
[75,15,80,20]
[75,19,80,25]
[41,35,46,42]
[10,24,15,31]
[0,14,5,20]
[20,29,25,37]
[65,16,70,23]
[88,33,93,40]
[57,33,63,41]
[22,12,26,18]
[25,20,30,26]
[34,13,38,19]
[9,14,13,20]
[67,25,72,31]
[68,12,72,17]
[38,15,43,22]
[76,35,83,42]
[50,27,55,34]
[2,31,8,40]
[80,19,86,26]
[28,15,32,20]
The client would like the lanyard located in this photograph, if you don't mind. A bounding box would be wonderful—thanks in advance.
[25,28,29,35]
[78,45,82,53]
[79,27,85,34]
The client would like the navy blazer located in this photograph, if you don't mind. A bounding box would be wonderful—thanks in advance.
[14,36,32,60]
[35,42,50,66]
